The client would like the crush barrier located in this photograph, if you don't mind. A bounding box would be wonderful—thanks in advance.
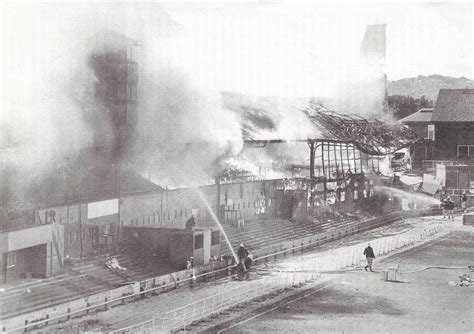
[2,262,229,333]
[110,225,443,334]
[4,211,403,333]
[111,269,317,334]
[5,207,449,333]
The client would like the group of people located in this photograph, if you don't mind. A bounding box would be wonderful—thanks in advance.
[441,196,456,220]
[440,191,468,220]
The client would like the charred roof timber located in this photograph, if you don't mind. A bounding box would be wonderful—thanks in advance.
[244,109,423,156]
[310,110,422,156]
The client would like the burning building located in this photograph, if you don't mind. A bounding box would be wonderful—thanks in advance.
[0,23,423,282]
[0,30,146,283]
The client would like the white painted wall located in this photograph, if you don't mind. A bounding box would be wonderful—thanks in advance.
[87,199,119,219]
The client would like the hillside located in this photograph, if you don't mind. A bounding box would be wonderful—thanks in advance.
[388,74,474,101]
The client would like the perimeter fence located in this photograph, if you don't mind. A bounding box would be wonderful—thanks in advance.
[111,225,443,334]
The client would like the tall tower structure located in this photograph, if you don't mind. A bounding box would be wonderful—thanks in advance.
[360,24,388,114]
[87,29,139,162]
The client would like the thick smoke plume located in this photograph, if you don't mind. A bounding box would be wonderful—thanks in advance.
[2,3,396,207]
[1,2,245,201]
[131,33,243,186]
[2,3,97,206]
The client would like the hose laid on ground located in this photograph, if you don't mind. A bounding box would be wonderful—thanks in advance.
[257,266,468,275]
[396,266,467,274]
[325,265,468,274]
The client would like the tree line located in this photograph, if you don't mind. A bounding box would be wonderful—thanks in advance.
[388,95,434,120]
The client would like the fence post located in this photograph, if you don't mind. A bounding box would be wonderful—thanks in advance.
[292,269,296,287]
[191,302,197,323]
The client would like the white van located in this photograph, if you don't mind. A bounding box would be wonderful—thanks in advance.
[390,148,412,170]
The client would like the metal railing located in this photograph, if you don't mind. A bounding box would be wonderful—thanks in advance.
[3,209,445,333]
[442,189,472,196]
[110,268,318,334]
[250,211,403,264]
[3,264,231,333]
[110,225,443,334]
[3,211,402,333]
[422,160,468,174]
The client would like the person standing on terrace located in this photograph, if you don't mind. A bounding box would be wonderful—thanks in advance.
[461,192,467,211]
[238,243,249,270]
[363,243,376,272]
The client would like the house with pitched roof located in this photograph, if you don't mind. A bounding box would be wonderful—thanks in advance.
[431,89,474,162]
[399,108,434,166]
[400,89,474,170]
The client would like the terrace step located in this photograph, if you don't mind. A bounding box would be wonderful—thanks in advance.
[0,252,177,320]
[219,215,362,256]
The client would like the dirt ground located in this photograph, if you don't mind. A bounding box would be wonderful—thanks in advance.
[221,230,474,334]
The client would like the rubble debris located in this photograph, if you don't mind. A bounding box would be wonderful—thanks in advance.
[453,274,472,287]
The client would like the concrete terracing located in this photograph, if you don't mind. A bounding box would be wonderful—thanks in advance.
[35,213,468,333]
[0,253,173,322]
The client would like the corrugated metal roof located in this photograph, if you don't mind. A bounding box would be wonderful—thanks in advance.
[432,89,474,122]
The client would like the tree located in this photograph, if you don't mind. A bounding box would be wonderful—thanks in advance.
[388,95,433,120]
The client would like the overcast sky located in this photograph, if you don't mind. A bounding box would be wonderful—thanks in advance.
[2,1,472,98]
[160,2,473,97]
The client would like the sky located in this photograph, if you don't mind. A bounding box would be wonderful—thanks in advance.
[160,2,473,97]
[1,1,472,100]
[0,1,472,186]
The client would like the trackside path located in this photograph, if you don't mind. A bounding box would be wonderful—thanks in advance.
[214,227,474,334]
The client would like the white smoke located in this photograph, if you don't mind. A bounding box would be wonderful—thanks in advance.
[1,2,246,194]
[333,24,390,120]
[2,3,96,179]
[128,11,244,185]
[1,3,397,200]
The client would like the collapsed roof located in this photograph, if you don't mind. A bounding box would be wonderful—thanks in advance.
[222,92,423,156]
[310,109,422,156]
